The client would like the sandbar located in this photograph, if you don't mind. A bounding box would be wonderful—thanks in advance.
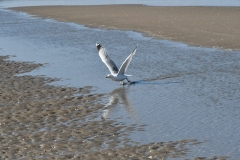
[1,55,221,159]
[10,5,240,50]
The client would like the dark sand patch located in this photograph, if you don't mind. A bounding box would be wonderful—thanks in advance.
[10,5,240,50]
[0,56,228,159]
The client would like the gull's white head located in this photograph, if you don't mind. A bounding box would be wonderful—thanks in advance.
[106,74,113,79]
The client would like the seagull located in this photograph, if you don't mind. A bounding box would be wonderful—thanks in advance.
[96,43,138,84]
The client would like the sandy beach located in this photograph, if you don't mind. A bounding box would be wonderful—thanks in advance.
[10,5,240,50]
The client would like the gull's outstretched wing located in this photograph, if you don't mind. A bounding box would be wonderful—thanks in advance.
[118,44,138,75]
[96,43,119,75]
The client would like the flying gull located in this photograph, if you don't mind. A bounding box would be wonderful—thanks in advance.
[96,43,138,84]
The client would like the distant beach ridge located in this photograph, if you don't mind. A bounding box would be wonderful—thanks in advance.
[10,5,240,50]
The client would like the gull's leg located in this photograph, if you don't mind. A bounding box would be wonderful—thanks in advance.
[126,78,131,83]
[120,81,127,85]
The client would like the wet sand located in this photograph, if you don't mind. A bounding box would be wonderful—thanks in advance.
[0,57,229,159]
[10,5,240,50]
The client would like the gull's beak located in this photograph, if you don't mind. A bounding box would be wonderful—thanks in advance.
[105,76,108,78]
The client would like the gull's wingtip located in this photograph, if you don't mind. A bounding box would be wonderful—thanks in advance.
[133,44,138,52]
[96,43,102,51]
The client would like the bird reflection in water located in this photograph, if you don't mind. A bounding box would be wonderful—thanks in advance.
[102,86,138,122]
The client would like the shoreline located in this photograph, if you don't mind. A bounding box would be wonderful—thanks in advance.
[10,5,240,50]
[0,55,215,159]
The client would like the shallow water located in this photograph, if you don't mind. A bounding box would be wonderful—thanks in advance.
[1,8,240,159]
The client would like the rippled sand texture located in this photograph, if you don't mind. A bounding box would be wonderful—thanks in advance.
[0,56,229,159]
[11,5,240,50]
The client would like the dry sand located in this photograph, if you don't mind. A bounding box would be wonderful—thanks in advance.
[11,5,240,50]
[0,57,228,159]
